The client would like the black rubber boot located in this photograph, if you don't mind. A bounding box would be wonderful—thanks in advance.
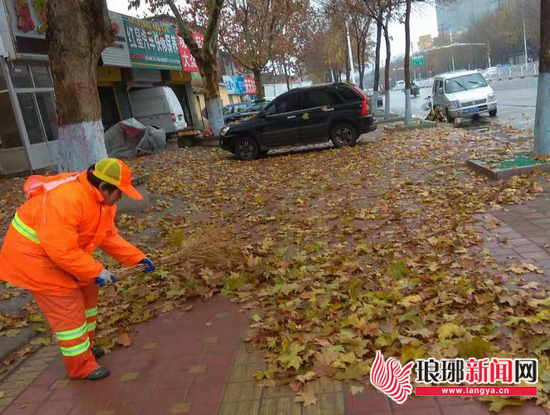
[86,366,110,381]
[92,346,105,359]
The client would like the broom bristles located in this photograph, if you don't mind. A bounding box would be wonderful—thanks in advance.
[117,229,238,279]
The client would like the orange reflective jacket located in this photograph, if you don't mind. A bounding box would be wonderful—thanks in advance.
[0,171,145,295]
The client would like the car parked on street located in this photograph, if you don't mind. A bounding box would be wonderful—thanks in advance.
[226,99,271,124]
[432,70,498,123]
[220,83,377,160]
[223,103,250,123]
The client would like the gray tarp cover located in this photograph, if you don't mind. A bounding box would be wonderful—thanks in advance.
[105,119,166,159]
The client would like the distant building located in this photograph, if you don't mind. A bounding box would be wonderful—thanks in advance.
[436,0,504,37]
[418,35,433,51]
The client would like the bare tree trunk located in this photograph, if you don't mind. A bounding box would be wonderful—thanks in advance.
[373,19,382,117]
[253,67,264,100]
[404,0,412,125]
[283,60,290,91]
[356,34,363,90]
[167,0,225,136]
[345,27,351,83]
[359,38,367,90]
[47,0,114,172]
[383,20,391,119]
[199,54,224,132]
[534,0,550,155]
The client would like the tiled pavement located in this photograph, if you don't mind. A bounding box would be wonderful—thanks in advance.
[0,296,247,415]
[478,194,550,289]
[0,202,550,414]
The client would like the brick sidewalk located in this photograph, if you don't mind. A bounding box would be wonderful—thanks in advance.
[478,193,550,289]
[0,296,247,415]
[0,201,549,415]
[0,294,546,415]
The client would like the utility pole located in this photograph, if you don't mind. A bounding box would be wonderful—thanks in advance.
[534,0,550,155]
[522,0,529,65]
[450,27,456,71]
[346,20,355,85]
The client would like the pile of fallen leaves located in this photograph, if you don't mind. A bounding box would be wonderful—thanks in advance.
[426,106,446,123]
[93,228,243,351]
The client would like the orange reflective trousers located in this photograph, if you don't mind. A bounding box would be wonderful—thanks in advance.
[31,283,99,379]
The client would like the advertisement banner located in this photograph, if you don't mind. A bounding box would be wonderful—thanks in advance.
[123,16,182,71]
[101,12,131,68]
[175,31,203,73]
[244,77,257,95]
[223,76,246,95]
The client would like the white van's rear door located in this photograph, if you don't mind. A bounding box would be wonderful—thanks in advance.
[165,89,187,131]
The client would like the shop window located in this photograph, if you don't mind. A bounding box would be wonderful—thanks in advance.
[0,92,23,149]
[10,63,33,89]
[17,93,46,144]
[35,93,58,141]
[30,63,53,88]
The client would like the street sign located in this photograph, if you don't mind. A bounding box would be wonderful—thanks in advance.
[412,56,425,66]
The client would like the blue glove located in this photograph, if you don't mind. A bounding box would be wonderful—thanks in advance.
[94,269,117,286]
[139,258,156,273]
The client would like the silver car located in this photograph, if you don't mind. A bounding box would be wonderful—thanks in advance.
[432,70,498,123]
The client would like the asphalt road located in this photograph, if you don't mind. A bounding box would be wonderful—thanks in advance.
[386,77,538,131]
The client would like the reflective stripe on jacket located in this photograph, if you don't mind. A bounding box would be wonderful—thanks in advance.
[0,171,145,295]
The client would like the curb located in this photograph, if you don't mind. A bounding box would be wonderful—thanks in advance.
[384,121,437,132]
[377,117,405,125]
[467,159,550,180]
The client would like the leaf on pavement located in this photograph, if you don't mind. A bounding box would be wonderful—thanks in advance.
[437,323,465,340]
[478,397,523,413]
[294,391,317,407]
[350,386,364,396]
[458,336,492,359]
[289,380,301,392]
[117,333,132,348]
[296,371,317,383]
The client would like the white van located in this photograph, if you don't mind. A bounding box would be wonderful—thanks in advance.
[432,70,497,123]
[394,80,405,91]
[129,87,187,135]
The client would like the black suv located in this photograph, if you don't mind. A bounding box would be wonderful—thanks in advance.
[220,83,377,160]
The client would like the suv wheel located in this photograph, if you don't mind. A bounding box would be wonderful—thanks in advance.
[489,109,497,117]
[446,109,455,124]
[234,137,260,160]
[331,124,358,148]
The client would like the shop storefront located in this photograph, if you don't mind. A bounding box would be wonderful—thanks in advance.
[0,58,57,173]
[0,3,199,174]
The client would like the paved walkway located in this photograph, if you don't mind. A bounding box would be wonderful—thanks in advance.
[0,296,247,415]
[478,189,550,289]
[0,202,549,415]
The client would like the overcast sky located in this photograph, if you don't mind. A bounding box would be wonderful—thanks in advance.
[106,0,439,67]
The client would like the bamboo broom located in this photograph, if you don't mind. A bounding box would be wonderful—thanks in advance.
[117,229,239,279]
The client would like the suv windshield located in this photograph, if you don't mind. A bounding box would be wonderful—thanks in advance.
[445,73,488,93]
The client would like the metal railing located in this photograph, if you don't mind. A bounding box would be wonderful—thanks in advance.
[484,62,539,81]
